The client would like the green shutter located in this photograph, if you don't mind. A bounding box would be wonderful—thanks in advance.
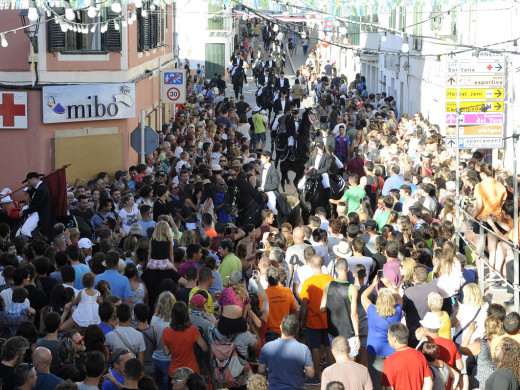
[390,8,396,29]
[348,16,360,45]
[399,6,406,30]
[105,9,122,51]
[48,7,66,52]
[205,43,225,78]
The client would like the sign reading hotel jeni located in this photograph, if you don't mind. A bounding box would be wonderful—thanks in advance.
[42,84,136,124]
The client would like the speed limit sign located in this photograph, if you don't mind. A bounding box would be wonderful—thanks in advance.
[162,69,186,103]
[167,87,181,101]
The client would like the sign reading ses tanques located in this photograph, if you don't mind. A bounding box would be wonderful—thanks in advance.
[42,84,136,124]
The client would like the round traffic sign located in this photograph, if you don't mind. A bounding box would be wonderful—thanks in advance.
[167,87,181,101]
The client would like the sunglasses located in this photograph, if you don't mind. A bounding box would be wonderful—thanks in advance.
[74,336,84,345]
[110,349,130,365]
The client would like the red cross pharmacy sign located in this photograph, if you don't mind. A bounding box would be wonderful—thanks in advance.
[0,92,28,129]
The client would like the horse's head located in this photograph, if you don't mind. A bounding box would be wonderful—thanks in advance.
[303,176,320,203]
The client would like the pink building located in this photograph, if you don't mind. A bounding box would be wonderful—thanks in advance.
[0,4,175,195]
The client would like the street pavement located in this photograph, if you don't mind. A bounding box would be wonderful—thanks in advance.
[234,37,314,195]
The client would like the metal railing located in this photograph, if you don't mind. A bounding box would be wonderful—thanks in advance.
[454,203,519,312]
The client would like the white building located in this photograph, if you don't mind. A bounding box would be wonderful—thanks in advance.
[326,1,520,169]
[175,0,238,78]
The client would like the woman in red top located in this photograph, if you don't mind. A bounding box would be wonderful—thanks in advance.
[161,301,208,389]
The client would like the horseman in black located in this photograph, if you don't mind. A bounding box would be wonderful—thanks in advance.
[305,140,333,199]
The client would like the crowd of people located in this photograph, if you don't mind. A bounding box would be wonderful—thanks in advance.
[0,18,520,390]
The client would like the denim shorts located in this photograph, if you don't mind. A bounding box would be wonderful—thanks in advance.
[255,132,266,142]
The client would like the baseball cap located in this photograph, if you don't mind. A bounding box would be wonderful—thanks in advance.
[78,238,94,249]
[190,294,207,310]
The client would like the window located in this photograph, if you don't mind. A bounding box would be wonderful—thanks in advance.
[208,4,224,30]
[361,15,370,32]
[347,16,360,45]
[138,2,166,52]
[450,9,457,36]
[412,6,423,51]
[47,7,121,53]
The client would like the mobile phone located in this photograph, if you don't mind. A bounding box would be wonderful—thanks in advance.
[377,270,384,279]
[252,270,260,278]
[258,242,265,250]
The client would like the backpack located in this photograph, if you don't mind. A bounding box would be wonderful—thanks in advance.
[210,331,250,388]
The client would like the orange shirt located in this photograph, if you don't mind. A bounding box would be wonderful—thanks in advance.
[475,178,507,220]
[264,285,297,334]
[300,273,334,329]
[161,325,200,376]
[204,227,217,239]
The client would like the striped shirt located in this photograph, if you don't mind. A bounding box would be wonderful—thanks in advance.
[335,135,350,157]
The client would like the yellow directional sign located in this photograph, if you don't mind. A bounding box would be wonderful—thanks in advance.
[446,101,504,113]
[446,88,504,100]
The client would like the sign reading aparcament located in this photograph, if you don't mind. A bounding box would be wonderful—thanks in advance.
[42,84,136,124]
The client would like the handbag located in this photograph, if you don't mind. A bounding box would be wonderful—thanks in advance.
[453,307,481,344]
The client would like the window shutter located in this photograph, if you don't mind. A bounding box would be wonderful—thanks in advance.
[48,7,66,52]
[105,9,122,51]
[151,11,159,48]
[160,8,165,45]
[138,9,150,51]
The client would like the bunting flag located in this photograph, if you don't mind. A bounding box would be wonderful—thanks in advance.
[41,167,68,217]
[0,0,507,11]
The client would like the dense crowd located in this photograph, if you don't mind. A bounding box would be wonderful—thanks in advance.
[0,19,520,390]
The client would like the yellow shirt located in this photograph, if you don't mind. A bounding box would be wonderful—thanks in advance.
[490,333,520,357]
[438,311,451,339]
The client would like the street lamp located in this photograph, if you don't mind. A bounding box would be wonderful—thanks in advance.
[20,7,41,52]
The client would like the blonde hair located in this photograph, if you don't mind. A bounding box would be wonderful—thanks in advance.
[247,374,269,390]
[438,244,457,276]
[154,291,176,322]
[462,283,484,308]
[178,230,197,247]
[427,292,444,312]
[230,282,249,304]
[485,316,505,338]
[152,221,172,242]
[375,288,397,318]
[401,257,416,282]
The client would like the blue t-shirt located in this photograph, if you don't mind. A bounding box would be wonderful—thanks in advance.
[98,322,113,335]
[366,303,402,356]
[138,220,156,235]
[208,269,224,296]
[72,263,90,290]
[35,372,63,390]
[95,270,132,301]
[102,369,124,390]
[259,338,313,390]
